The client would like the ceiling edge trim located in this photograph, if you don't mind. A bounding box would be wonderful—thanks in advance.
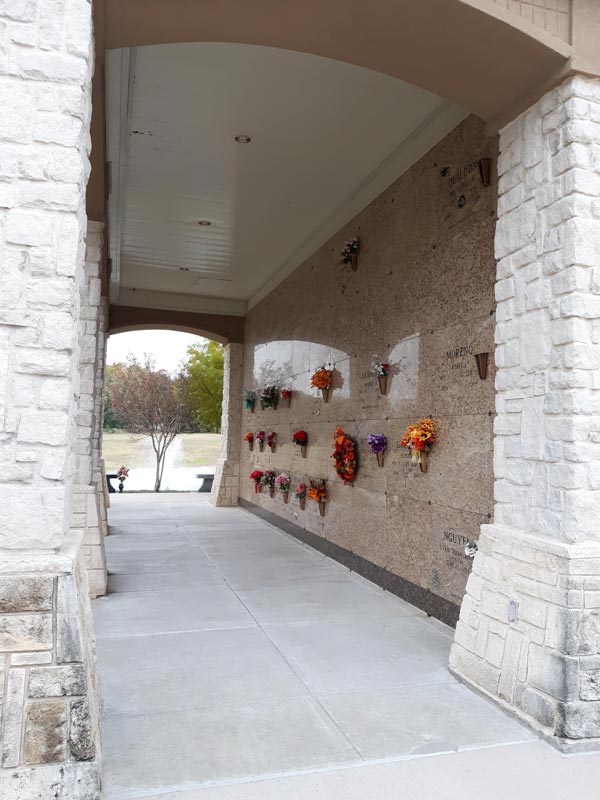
[246,101,468,311]
[117,287,246,317]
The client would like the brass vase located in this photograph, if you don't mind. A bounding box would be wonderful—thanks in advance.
[350,253,358,272]
[299,496,306,510]
[259,441,264,452]
[269,487,274,498]
[419,451,428,473]
[318,500,326,517]
[283,491,289,504]
[300,445,307,458]
[321,387,331,403]
[248,441,253,452]
[378,374,388,395]
[377,452,384,468]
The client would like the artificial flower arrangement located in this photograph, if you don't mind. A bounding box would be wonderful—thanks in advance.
[244,431,254,451]
[261,469,277,497]
[311,364,333,403]
[256,430,266,452]
[307,479,327,516]
[117,465,129,493]
[371,354,391,395]
[275,473,291,503]
[261,386,279,410]
[400,418,436,473]
[244,388,256,412]
[367,434,387,468]
[340,236,359,271]
[280,388,292,407]
[295,481,308,510]
[333,428,358,485]
[267,432,277,451]
[249,469,263,493]
[292,429,308,458]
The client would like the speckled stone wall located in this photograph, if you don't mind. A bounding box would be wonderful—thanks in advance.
[241,116,498,622]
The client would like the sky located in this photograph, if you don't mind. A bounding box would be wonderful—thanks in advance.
[106,330,207,373]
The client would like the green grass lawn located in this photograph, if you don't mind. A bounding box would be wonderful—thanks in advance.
[102,431,221,471]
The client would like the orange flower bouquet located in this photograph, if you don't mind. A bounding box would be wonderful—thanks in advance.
[307,479,327,517]
[400,418,436,473]
[332,428,357,485]
[244,431,254,451]
[311,365,333,403]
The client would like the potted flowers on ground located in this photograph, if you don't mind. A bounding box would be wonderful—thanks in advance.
[311,365,333,403]
[367,434,387,467]
[244,432,254,452]
[261,386,279,410]
[295,482,307,510]
[244,388,256,412]
[275,473,291,503]
[308,479,327,516]
[400,418,436,473]
[256,430,266,452]
[333,428,358,484]
[371,354,391,395]
[249,470,263,493]
[267,432,277,452]
[117,465,129,492]
[292,429,308,457]
[261,469,276,497]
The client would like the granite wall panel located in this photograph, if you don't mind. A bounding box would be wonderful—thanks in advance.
[241,116,498,620]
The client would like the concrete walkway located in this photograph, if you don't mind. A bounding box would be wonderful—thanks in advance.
[94,494,600,800]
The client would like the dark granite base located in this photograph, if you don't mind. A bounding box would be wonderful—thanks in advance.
[239,499,460,628]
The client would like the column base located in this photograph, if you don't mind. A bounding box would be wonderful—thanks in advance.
[72,485,107,598]
[210,458,240,507]
[450,523,600,748]
[0,533,102,796]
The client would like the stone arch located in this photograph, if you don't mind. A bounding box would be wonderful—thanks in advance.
[108,305,244,345]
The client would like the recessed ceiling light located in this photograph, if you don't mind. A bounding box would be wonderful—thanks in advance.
[179,267,190,272]
[235,134,252,144]
[198,220,211,226]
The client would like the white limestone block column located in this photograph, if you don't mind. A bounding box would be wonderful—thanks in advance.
[0,1,102,795]
[451,75,600,749]
[211,343,243,506]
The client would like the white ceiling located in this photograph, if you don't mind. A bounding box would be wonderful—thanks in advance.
[106,43,464,314]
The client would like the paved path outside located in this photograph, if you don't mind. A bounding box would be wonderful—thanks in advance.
[94,494,600,800]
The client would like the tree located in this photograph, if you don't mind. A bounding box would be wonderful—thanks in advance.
[186,340,224,431]
[108,356,192,492]
[103,365,122,430]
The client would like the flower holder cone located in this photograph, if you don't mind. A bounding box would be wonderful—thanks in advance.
[250,405,255,414]
[419,451,428,473]
[350,253,358,272]
[318,500,326,517]
[300,445,307,458]
[259,441,265,452]
[299,496,306,511]
[321,387,331,403]
[268,444,276,454]
[248,442,254,452]
[283,491,289,504]
[378,374,388,395]
[269,487,274,498]
[377,452,385,468]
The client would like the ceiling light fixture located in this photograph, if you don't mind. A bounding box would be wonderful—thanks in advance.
[198,220,211,226]
[179,267,190,272]
[235,134,252,144]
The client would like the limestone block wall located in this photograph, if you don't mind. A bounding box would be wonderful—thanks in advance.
[240,116,498,625]
[0,0,102,794]
[71,221,107,598]
[493,0,571,42]
[451,76,600,746]
[211,343,243,507]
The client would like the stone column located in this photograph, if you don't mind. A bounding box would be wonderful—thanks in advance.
[211,343,243,506]
[71,221,108,598]
[0,2,102,796]
[451,76,600,749]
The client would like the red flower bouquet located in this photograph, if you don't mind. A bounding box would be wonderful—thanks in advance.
[292,430,308,458]
[249,470,264,493]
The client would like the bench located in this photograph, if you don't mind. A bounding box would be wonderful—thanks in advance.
[106,473,118,493]
[196,473,215,493]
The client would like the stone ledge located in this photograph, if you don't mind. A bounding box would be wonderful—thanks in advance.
[0,761,101,800]
[0,530,84,576]
[482,523,600,559]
